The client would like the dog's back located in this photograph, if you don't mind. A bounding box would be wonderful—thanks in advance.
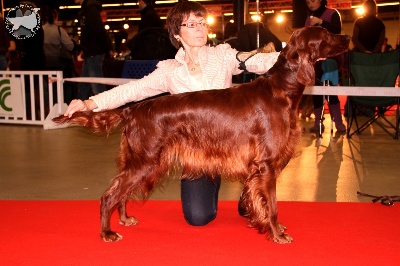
[116,79,298,180]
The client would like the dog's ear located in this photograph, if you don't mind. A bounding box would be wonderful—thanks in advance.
[284,30,301,68]
[296,53,315,86]
[285,29,316,86]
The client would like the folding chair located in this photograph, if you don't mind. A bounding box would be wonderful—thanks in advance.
[347,49,400,139]
[121,60,158,79]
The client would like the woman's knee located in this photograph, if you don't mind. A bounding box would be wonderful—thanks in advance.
[180,176,221,226]
[183,207,217,226]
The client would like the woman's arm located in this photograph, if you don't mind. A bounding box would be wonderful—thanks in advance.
[64,67,170,117]
[59,27,74,51]
[89,68,170,111]
[372,28,386,53]
[352,23,369,52]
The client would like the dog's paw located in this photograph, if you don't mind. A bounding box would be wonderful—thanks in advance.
[101,231,123,242]
[278,222,287,234]
[272,233,293,244]
[119,216,139,226]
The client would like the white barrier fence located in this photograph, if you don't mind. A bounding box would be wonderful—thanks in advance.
[0,73,399,130]
[0,70,68,129]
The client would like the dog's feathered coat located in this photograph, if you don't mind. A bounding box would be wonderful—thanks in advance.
[53,27,350,244]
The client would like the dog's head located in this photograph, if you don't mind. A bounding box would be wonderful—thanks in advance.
[282,26,350,86]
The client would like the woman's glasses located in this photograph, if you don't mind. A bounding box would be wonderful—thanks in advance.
[180,22,208,28]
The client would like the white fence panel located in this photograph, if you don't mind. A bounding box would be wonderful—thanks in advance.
[0,70,68,129]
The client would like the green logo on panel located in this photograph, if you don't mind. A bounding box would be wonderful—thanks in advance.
[0,79,12,112]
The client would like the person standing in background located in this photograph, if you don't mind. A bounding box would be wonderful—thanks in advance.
[138,0,163,32]
[11,2,46,119]
[127,0,176,60]
[237,22,282,53]
[74,0,113,100]
[0,14,11,70]
[42,7,76,104]
[352,0,385,53]
[223,22,239,50]
[305,0,346,133]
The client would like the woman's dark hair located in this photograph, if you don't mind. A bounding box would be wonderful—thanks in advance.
[321,0,328,6]
[166,1,207,49]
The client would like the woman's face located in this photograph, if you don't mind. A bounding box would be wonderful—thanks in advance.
[176,12,208,49]
[306,0,322,11]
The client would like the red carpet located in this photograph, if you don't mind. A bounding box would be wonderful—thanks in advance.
[0,200,399,265]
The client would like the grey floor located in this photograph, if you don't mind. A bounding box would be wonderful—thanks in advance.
[1,115,399,203]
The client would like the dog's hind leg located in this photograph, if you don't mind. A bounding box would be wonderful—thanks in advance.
[99,175,126,242]
[99,163,167,242]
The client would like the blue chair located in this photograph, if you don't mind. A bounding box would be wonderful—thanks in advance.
[121,60,158,79]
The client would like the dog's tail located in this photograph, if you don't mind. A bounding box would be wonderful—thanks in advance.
[52,110,124,135]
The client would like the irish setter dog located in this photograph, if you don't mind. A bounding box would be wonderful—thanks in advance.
[53,27,350,244]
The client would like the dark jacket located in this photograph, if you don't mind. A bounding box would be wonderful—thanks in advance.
[306,6,341,34]
[305,6,342,79]
[237,22,282,52]
[0,17,10,56]
[18,27,46,70]
[127,27,177,60]
[353,15,385,52]
[78,0,112,58]
[138,5,163,32]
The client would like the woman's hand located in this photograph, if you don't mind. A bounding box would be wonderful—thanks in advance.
[309,16,323,26]
[64,99,97,117]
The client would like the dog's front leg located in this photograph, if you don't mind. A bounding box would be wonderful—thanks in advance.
[264,176,293,244]
[244,165,293,244]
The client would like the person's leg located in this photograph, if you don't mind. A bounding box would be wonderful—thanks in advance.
[77,59,92,100]
[310,95,325,132]
[0,55,7,70]
[181,176,221,226]
[86,54,107,95]
[328,95,346,132]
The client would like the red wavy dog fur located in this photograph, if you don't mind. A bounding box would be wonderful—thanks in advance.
[53,27,350,244]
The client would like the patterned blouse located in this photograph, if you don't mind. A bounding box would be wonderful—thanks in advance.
[90,44,280,111]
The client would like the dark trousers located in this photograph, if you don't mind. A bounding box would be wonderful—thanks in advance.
[313,95,340,109]
[181,176,221,226]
